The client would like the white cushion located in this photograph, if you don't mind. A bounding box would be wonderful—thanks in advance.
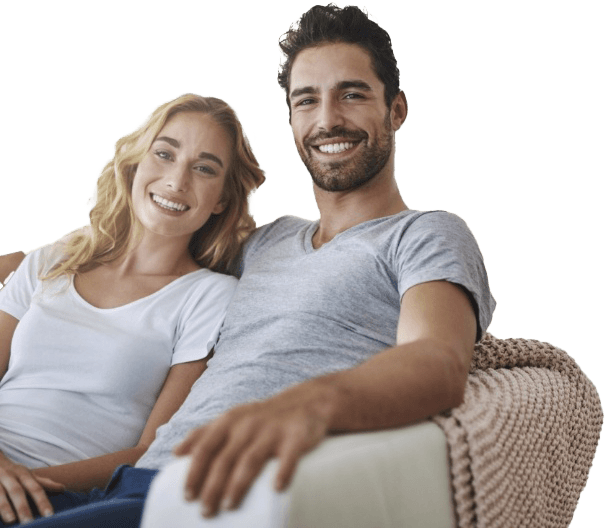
[141,420,455,528]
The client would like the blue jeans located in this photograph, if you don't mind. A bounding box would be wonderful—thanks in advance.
[0,465,157,527]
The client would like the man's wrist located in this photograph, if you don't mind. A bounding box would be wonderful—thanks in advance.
[285,374,344,432]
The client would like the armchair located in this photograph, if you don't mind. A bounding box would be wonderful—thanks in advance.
[141,335,602,528]
[142,421,455,527]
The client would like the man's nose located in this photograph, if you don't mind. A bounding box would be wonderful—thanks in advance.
[317,99,345,132]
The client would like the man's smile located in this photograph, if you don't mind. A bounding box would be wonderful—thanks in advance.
[315,141,359,154]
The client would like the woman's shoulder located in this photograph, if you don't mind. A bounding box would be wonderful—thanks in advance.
[186,267,238,294]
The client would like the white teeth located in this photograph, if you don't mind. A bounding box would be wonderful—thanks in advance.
[151,194,189,212]
[318,142,355,154]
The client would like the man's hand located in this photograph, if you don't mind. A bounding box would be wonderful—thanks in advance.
[0,454,64,524]
[173,386,334,518]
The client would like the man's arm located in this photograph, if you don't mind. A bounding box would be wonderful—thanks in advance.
[174,280,476,518]
[0,252,25,285]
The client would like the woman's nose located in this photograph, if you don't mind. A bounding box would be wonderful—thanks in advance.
[165,164,189,192]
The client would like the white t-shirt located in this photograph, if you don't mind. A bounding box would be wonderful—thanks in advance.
[0,244,237,468]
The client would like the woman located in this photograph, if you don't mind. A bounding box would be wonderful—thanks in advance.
[0,94,265,525]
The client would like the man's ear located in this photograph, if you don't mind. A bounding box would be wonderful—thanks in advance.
[390,90,408,131]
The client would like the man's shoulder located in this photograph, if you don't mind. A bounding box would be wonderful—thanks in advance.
[384,210,476,252]
[257,215,315,235]
[350,209,469,244]
[247,215,315,248]
[397,210,471,238]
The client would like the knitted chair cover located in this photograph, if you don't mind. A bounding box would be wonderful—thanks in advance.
[432,334,602,528]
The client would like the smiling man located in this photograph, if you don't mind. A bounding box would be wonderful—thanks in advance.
[289,44,402,195]
[140,4,494,523]
[10,5,495,527]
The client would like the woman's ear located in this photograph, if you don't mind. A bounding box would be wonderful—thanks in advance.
[212,198,227,215]
[127,165,138,190]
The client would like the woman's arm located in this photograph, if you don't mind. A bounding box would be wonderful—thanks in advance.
[0,310,18,379]
[32,357,209,492]
[0,348,208,525]
[1,310,67,524]
[0,252,25,286]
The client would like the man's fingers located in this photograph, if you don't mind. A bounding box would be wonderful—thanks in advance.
[275,435,306,492]
[196,421,268,517]
[222,436,276,510]
[183,424,229,503]
[197,448,239,517]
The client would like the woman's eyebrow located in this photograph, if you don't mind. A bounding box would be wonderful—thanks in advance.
[155,137,223,168]
[156,136,180,148]
[198,152,223,168]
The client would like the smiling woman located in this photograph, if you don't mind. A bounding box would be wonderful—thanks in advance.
[0,94,264,525]
[131,113,229,247]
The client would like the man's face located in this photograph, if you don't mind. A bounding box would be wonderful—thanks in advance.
[289,42,395,192]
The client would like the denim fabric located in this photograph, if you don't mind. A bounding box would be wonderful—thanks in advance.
[0,465,158,527]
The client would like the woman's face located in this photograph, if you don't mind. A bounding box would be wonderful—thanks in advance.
[132,111,230,242]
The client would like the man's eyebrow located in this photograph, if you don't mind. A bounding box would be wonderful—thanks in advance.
[290,86,319,99]
[336,80,373,92]
[154,137,223,168]
[290,80,373,100]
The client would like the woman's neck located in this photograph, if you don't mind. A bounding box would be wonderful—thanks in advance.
[114,232,199,278]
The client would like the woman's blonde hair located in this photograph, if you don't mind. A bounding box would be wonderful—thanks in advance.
[46,94,265,278]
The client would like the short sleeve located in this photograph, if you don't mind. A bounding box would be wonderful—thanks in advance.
[0,249,44,320]
[394,211,496,338]
[171,274,238,365]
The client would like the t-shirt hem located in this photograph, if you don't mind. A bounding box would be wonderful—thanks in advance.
[0,301,25,321]
[398,272,489,340]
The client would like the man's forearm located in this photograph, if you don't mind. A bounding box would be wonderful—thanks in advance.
[175,336,470,518]
[307,337,468,434]
[176,281,476,517]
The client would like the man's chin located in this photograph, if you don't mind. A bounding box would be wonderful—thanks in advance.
[310,170,376,193]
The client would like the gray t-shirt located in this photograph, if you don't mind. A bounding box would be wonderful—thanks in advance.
[137,210,496,469]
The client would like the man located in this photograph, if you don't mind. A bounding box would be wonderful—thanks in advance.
[3,5,494,526]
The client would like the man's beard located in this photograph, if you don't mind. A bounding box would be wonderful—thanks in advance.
[296,113,393,192]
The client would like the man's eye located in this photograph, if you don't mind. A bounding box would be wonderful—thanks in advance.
[344,92,364,100]
[297,98,316,106]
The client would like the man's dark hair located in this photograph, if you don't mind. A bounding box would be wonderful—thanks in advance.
[278,4,401,112]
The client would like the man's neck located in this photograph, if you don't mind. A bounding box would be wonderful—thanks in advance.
[312,172,407,249]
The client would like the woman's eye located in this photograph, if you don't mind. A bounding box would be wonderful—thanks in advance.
[195,165,216,175]
[155,150,172,160]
